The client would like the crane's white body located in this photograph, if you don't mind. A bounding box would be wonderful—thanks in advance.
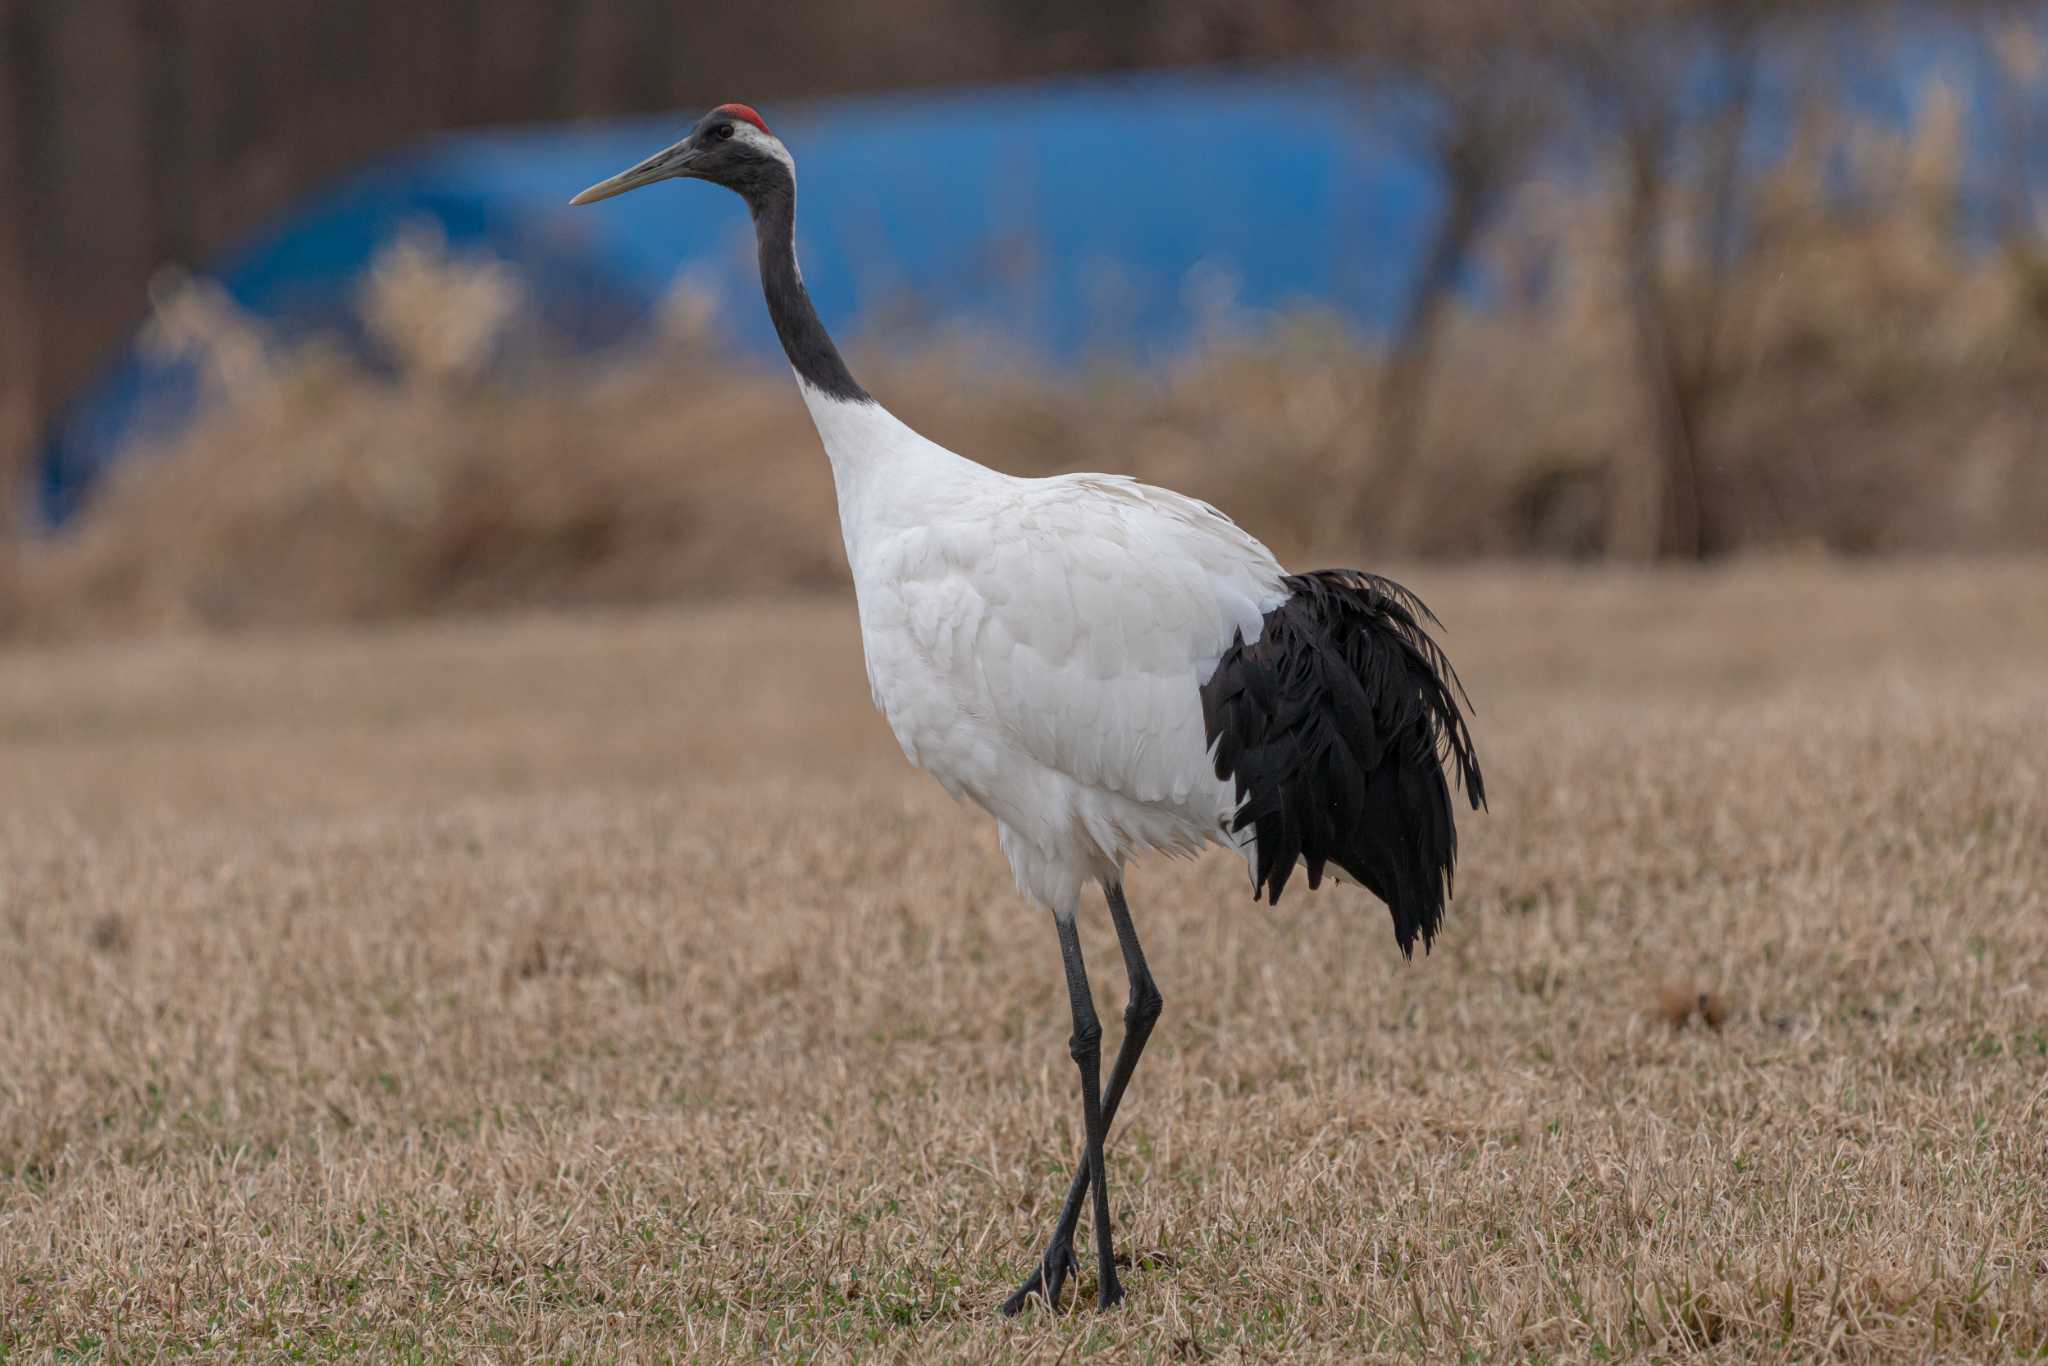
[800,381,1286,916]
[572,108,1481,1313]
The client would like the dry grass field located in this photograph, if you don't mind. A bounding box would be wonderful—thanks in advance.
[2,560,2045,1360]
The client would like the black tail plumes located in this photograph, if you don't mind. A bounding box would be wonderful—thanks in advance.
[1200,571,1485,955]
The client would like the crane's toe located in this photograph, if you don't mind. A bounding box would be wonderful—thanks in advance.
[1000,1240,1078,1315]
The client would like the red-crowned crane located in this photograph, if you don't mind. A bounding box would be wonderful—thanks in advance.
[572,104,1486,1313]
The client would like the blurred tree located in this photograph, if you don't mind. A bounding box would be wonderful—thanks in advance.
[1340,1,1553,546]
[1583,1,1772,559]
[1340,0,1953,561]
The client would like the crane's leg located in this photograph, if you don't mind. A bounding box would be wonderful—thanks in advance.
[1002,884,1160,1315]
[1045,906,1123,1310]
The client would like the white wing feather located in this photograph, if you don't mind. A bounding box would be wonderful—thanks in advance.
[853,470,1286,903]
[801,389,1287,911]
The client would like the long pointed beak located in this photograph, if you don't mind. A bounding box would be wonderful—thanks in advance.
[569,136,697,206]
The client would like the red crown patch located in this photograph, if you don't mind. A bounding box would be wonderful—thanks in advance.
[710,103,771,135]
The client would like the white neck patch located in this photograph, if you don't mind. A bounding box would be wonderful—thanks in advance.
[732,121,795,178]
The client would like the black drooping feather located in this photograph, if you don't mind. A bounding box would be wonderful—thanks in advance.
[1199,571,1486,956]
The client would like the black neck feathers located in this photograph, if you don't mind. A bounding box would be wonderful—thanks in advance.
[747,175,870,404]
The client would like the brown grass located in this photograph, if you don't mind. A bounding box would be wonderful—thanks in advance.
[3,560,2046,1359]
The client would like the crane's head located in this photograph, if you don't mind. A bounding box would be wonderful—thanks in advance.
[569,104,792,209]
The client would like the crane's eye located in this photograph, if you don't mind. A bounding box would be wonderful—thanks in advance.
[712,123,736,141]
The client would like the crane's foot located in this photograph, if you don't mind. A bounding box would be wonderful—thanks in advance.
[1000,1240,1078,1315]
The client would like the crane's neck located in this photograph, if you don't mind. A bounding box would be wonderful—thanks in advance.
[741,165,975,550]
[749,180,870,405]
